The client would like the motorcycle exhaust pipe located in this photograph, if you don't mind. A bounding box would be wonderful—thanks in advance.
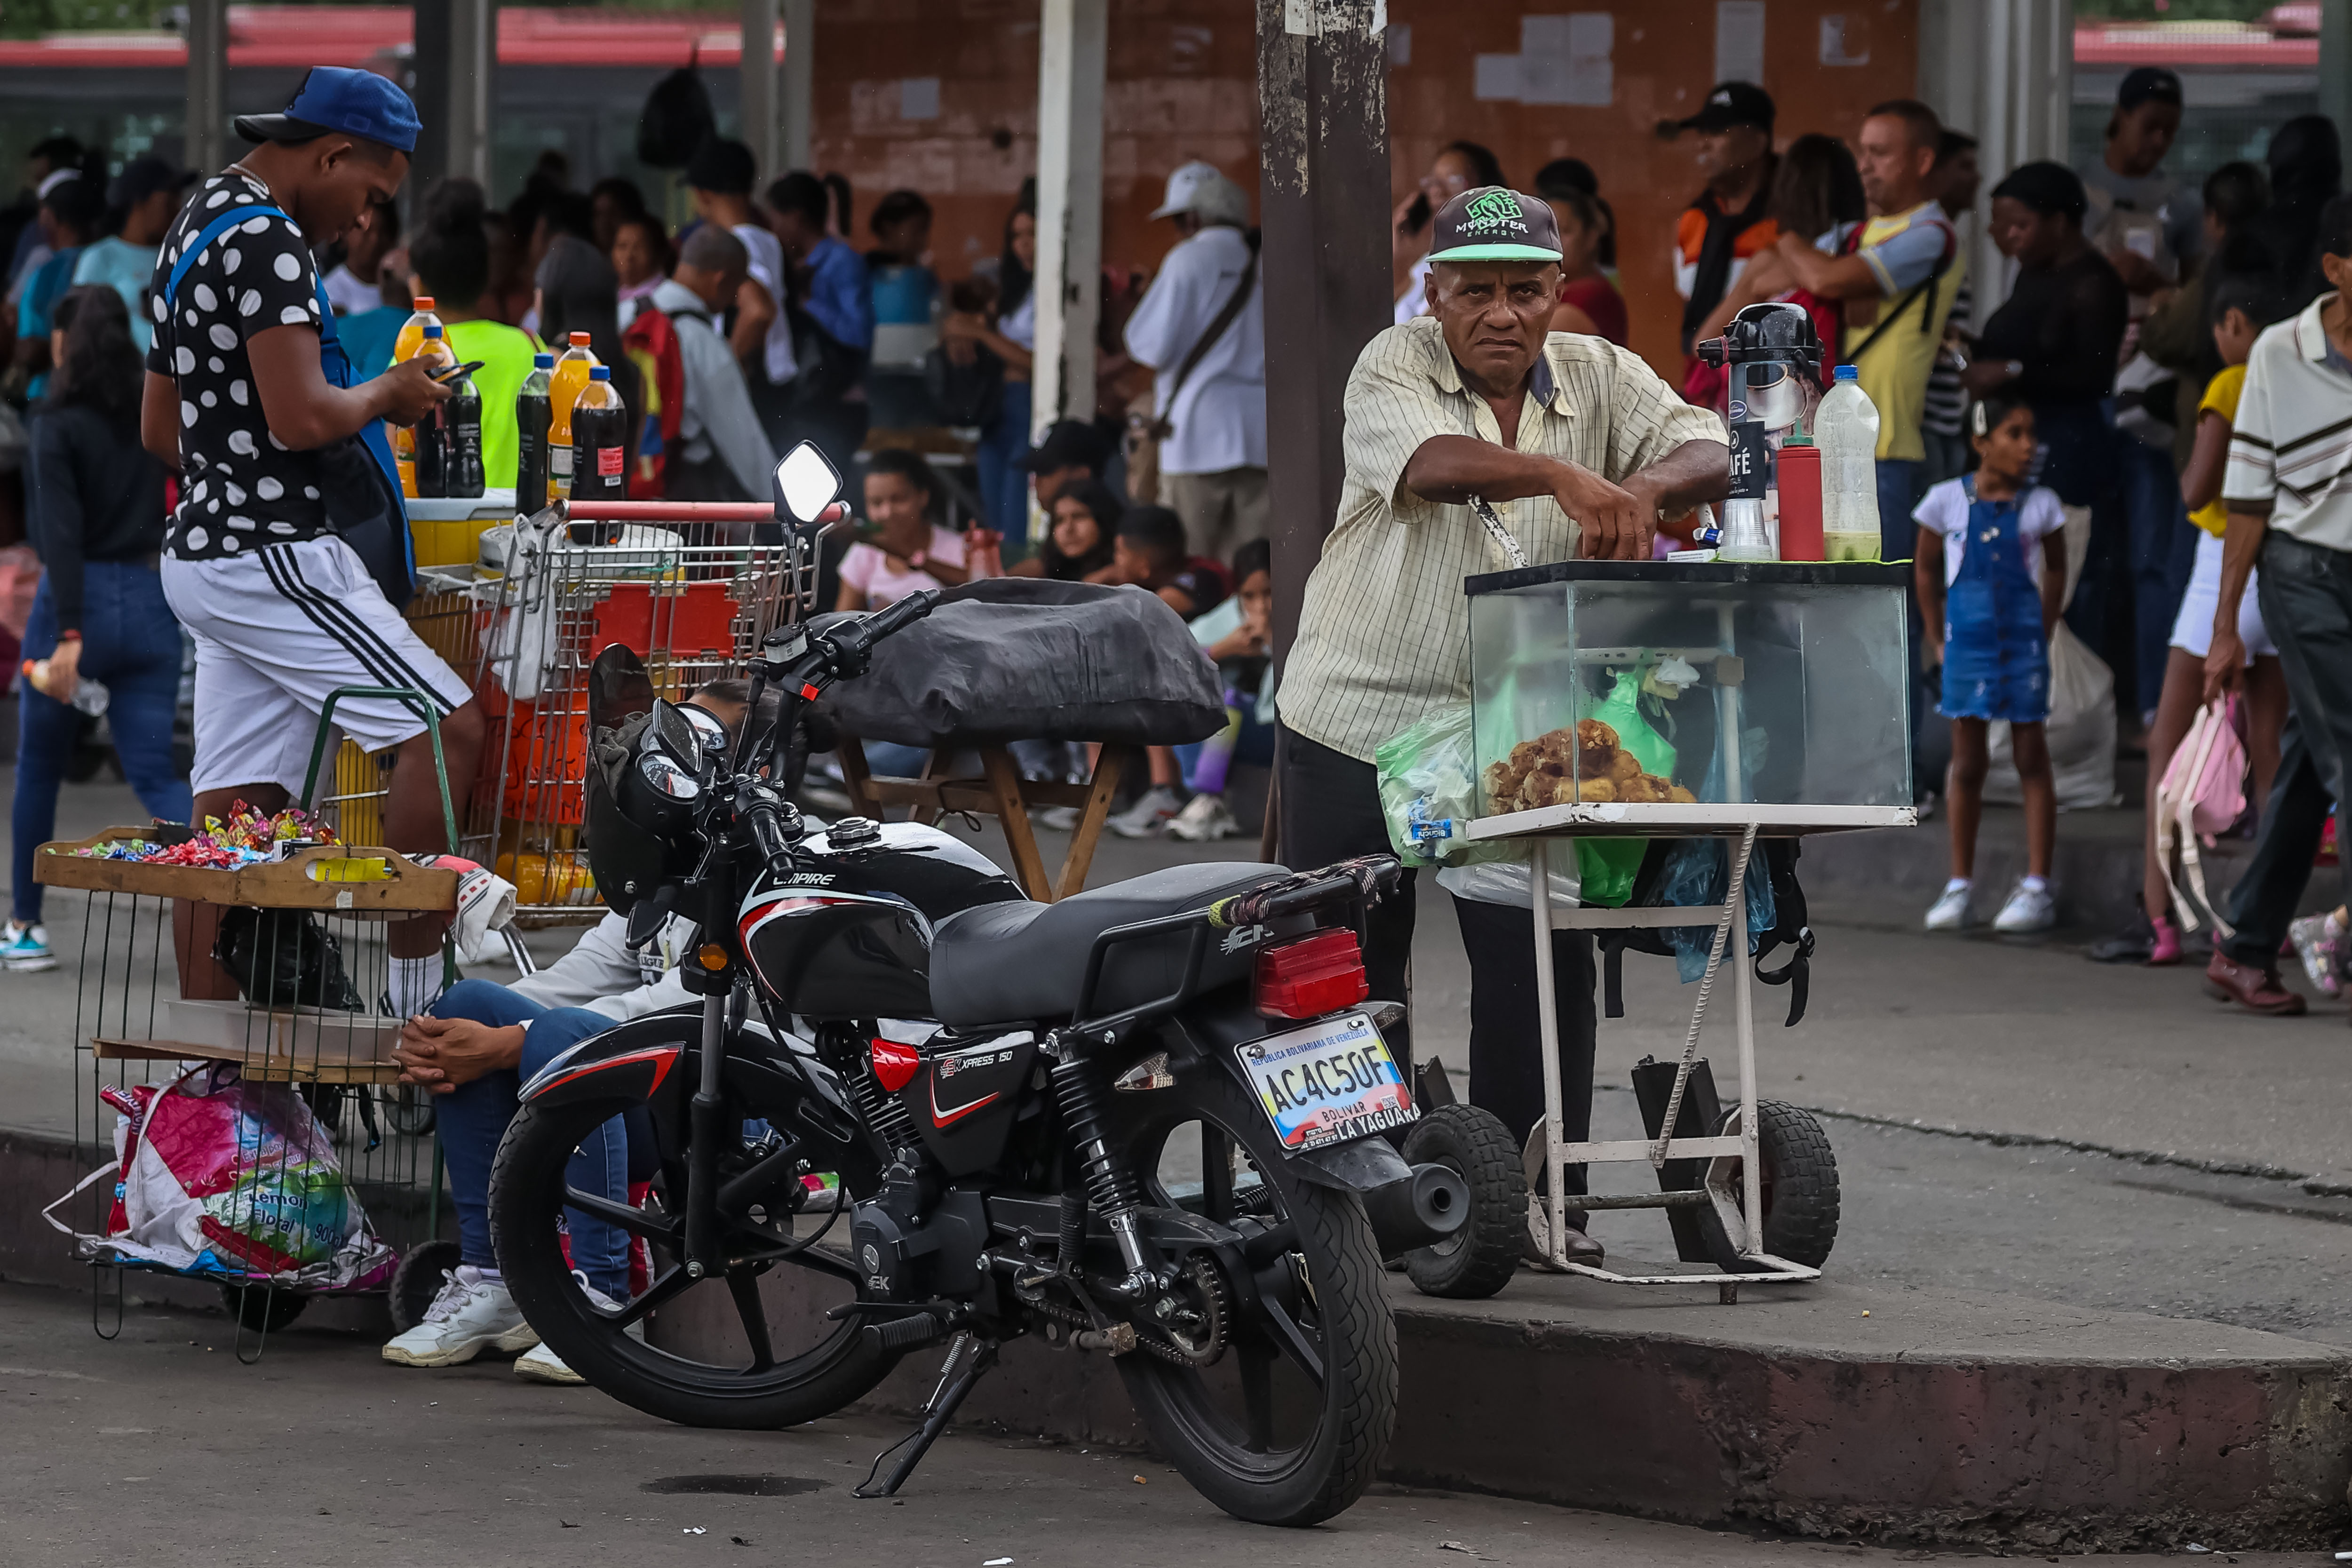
[1360,1160,1470,1259]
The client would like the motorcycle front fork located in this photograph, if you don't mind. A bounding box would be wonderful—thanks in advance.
[683,987,728,1276]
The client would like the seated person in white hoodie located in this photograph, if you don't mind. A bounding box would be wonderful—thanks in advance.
[382,685,746,1380]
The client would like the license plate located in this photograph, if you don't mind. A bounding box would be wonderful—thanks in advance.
[1236,1012,1417,1154]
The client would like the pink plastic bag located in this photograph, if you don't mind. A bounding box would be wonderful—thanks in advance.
[2155,697,2247,936]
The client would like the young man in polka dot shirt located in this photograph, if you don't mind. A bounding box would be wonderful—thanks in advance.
[139,67,484,1013]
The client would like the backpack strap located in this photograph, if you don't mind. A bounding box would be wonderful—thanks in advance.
[1149,229,1260,439]
[1843,215,1958,363]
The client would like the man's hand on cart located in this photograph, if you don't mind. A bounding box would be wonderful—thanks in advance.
[394,1014,525,1094]
[1562,464,1652,560]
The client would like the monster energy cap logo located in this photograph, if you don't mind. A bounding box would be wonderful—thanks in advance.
[1426,184,1564,264]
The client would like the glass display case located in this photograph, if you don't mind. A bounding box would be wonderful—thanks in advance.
[1466,560,1912,831]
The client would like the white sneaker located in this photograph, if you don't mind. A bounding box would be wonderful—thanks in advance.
[1923,879,1973,931]
[0,921,56,973]
[1107,786,1184,839]
[1166,792,1240,843]
[1993,880,2057,933]
[1033,804,1082,833]
[381,1266,537,1367]
[514,1272,644,1385]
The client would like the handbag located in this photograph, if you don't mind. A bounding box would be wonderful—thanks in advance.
[2155,696,2248,936]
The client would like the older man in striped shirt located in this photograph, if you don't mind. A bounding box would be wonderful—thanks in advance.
[1278,186,1728,1262]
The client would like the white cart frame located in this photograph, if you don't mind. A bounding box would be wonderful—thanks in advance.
[1464,801,1913,1292]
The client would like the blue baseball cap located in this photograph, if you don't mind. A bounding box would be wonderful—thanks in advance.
[235,66,420,156]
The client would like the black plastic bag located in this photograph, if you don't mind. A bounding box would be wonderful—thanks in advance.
[637,65,715,169]
[213,908,365,1013]
[923,340,1004,429]
[817,579,1224,749]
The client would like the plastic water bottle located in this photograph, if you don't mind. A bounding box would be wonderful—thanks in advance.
[1814,365,1882,562]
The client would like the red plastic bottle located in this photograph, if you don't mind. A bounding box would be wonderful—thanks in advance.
[1776,437,1825,563]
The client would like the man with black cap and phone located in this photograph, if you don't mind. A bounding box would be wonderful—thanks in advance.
[1672,81,1779,360]
[139,65,482,1018]
[1279,185,1729,1263]
[72,153,193,353]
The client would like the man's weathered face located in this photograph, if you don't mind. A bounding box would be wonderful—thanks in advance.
[1856,114,1932,216]
[1427,260,1561,391]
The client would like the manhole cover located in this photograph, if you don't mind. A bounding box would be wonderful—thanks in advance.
[639,1475,826,1497]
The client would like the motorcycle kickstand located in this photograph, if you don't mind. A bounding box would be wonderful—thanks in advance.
[854,1331,1000,1499]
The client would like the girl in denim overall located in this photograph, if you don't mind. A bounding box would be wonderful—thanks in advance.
[1913,393,2070,933]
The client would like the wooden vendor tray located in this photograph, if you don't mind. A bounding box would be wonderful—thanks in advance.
[94,1000,404,1084]
[34,828,459,914]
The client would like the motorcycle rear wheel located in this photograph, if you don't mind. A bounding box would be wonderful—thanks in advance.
[491,1096,898,1429]
[1109,1067,1397,1528]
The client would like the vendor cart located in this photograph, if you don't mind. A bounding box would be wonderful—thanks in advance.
[1462,557,1915,1294]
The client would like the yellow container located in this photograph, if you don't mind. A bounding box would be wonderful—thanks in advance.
[407,493,521,569]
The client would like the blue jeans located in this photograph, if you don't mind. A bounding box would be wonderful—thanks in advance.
[2117,435,2195,720]
[430,979,630,1298]
[13,564,191,923]
[975,378,1035,550]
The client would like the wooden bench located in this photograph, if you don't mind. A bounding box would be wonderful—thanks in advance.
[834,739,1124,903]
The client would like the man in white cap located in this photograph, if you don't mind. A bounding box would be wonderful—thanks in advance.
[1123,159,1266,564]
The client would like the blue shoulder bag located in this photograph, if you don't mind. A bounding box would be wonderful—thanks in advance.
[164,205,417,610]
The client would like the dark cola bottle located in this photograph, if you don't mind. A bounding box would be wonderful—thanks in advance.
[442,364,485,499]
[567,364,629,541]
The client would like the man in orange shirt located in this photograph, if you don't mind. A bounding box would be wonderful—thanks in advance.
[1673,81,1780,360]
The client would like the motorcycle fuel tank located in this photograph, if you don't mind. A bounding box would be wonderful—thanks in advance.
[738,820,1024,1020]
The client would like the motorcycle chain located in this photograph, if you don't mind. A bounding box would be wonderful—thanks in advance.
[1017,1255,1230,1368]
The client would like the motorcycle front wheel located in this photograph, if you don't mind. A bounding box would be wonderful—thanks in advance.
[1108,1066,1398,1528]
[490,1095,899,1429]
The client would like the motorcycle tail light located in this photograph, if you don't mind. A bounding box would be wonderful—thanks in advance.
[1253,929,1369,1019]
[869,1037,922,1092]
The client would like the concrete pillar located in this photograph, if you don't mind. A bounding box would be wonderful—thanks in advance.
[2322,0,2352,143]
[1253,0,1389,663]
[185,0,226,175]
[1917,0,2073,327]
[741,0,780,179]
[1030,0,1107,448]
[781,0,814,173]
[410,0,452,188]
[446,0,492,187]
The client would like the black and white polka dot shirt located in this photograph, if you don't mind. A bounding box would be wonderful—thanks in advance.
[143,169,336,561]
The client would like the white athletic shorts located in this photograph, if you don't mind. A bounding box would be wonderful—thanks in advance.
[2169,529,2274,664]
[161,535,473,797]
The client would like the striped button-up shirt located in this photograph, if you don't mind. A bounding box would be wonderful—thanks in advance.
[1280,316,1727,762]
[2224,291,2352,552]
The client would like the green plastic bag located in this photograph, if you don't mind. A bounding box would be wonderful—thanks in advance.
[1574,668,1676,907]
[1375,705,1516,868]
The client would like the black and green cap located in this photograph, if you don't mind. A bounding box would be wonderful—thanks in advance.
[1424,185,1562,264]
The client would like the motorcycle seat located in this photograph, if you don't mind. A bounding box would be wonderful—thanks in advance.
[928,860,1287,1027]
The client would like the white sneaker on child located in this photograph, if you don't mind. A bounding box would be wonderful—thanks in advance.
[1994,880,2057,933]
[1107,786,1184,839]
[381,1266,537,1367]
[1923,879,1974,931]
[513,1272,646,1385]
[1167,793,1240,842]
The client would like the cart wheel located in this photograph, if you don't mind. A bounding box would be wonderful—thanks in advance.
[1700,1099,1840,1273]
[385,1084,437,1138]
[1399,1104,1526,1299]
[218,1282,309,1334]
[389,1239,465,1334]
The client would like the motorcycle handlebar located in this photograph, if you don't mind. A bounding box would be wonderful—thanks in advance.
[745,797,794,874]
[863,586,941,640]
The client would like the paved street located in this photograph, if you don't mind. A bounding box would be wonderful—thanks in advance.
[0,1283,2318,1568]
[9,772,2352,1352]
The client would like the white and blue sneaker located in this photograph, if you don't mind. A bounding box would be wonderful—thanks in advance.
[514,1272,645,1385]
[1,921,57,973]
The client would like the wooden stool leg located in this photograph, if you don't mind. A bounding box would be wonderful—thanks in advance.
[1057,747,1125,900]
[837,737,881,820]
[981,746,1054,901]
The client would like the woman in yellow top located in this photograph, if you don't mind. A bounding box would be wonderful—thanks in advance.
[2099,274,2293,967]
[398,178,543,492]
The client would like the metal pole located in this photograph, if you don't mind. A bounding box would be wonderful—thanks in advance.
[447,0,491,187]
[780,0,814,173]
[1529,838,1568,1266]
[1732,835,1761,1255]
[1030,0,1107,447]
[741,0,780,180]
[1255,0,1390,669]
[185,0,226,176]
[2326,0,2352,142]
[410,0,452,191]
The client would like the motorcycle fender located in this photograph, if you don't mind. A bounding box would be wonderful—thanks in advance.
[1288,1136,1414,1194]
[518,1006,700,1111]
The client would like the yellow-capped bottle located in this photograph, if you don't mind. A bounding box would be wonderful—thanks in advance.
[389,294,444,497]
[546,331,598,507]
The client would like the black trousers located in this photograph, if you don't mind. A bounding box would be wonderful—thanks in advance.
[2223,533,2352,965]
[1276,724,1594,1191]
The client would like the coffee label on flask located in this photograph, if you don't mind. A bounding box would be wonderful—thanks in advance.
[1727,422,1769,500]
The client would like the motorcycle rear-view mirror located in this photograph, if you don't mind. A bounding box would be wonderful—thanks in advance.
[774,441,843,525]
[587,643,656,739]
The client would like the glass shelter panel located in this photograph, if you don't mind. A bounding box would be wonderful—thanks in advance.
[1468,563,1911,820]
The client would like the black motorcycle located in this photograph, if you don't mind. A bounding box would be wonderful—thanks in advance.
[487,446,1468,1527]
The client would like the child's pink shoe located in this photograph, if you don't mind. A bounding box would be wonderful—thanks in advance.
[2148,914,2184,967]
